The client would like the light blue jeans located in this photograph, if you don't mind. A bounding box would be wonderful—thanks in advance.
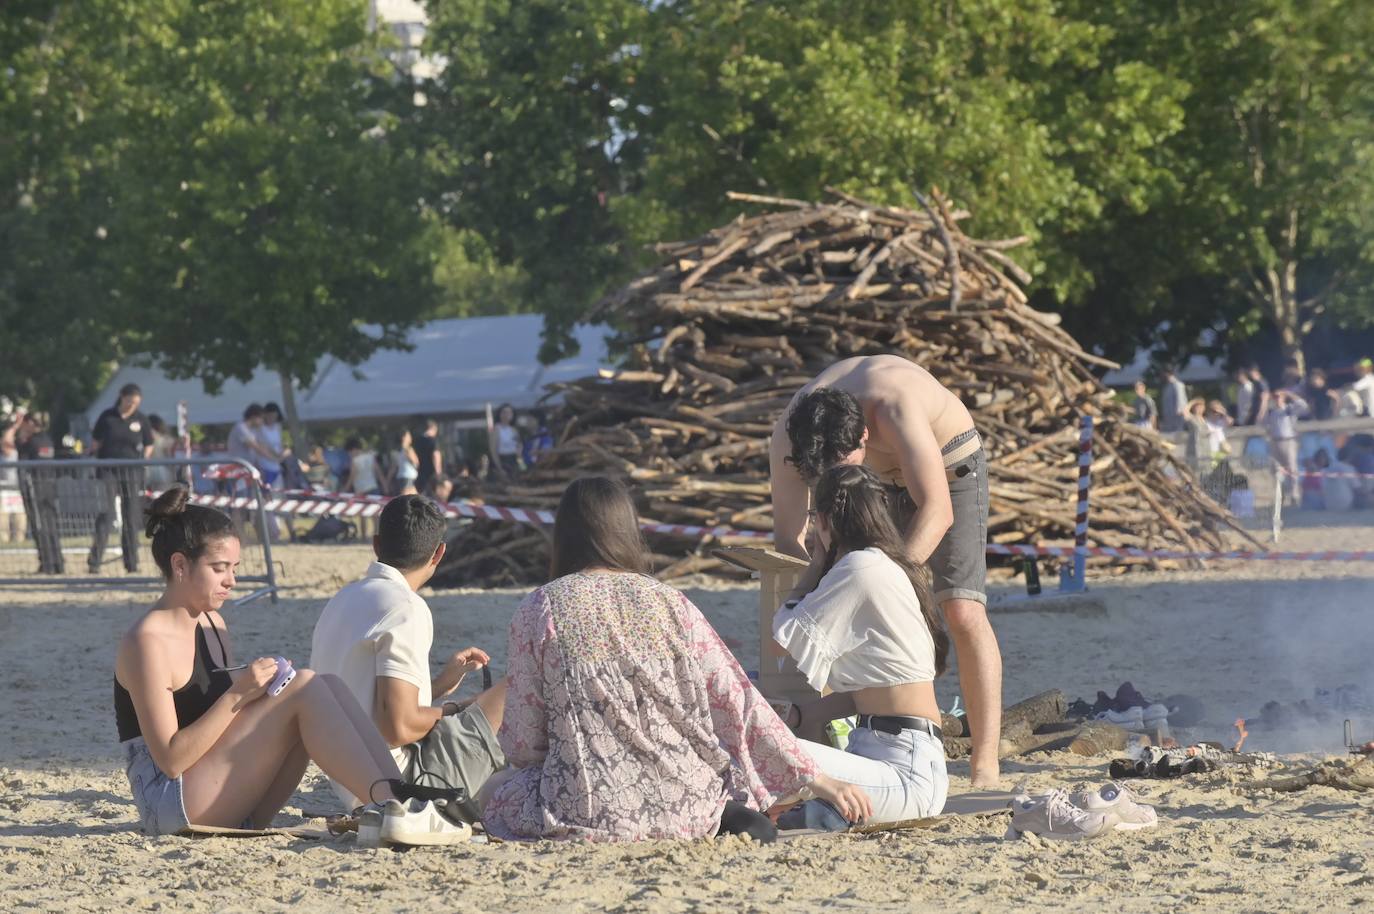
[782,726,948,831]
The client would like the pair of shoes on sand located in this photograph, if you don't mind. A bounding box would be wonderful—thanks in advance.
[1007,783,1157,841]
[1109,743,1224,780]
[356,780,473,847]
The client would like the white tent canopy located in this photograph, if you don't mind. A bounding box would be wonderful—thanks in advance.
[84,315,611,428]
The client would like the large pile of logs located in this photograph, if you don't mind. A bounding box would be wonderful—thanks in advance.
[435,189,1248,587]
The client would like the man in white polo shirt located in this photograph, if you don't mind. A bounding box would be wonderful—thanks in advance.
[311,495,507,827]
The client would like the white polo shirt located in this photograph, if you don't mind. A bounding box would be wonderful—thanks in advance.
[310,561,432,809]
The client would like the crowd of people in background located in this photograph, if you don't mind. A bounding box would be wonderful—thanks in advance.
[1131,356,1374,512]
[208,403,556,506]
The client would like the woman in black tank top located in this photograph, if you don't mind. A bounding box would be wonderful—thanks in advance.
[115,487,416,834]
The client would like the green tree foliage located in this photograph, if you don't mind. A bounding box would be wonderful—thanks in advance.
[109,0,438,400]
[427,223,530,319]
[0,2,136,421]
[2,1,442,434]
[422,0,1189,361]
[1163,0,1374,373]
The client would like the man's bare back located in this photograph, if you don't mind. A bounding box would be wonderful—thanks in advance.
[796,355,974,485]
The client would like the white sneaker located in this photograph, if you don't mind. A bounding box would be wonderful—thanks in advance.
[378,798,473,846]
[1007,789,1119,841]
[356,803,384,848]
[1069,782,1158,831]
[1094,707,1145,729]
[1141,703,1169,725]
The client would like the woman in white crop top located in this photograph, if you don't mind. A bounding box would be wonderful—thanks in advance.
[772,464,951,829]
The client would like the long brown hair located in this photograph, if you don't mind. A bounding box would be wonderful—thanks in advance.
[812,465,950,675]
[549,476,651,579]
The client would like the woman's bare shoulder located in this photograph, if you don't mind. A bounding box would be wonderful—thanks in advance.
[116,610,179,680]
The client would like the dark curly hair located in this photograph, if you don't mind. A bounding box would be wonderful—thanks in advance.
[813,465,949,676]
[144,485,237,579]
[785,387,866,482]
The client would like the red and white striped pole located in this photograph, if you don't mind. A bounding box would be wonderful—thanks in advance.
[1061,413,1092,592]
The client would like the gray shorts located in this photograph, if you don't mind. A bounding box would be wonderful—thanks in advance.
[887,445,988,606]
[124,737,190,835]
[403,704,506,824]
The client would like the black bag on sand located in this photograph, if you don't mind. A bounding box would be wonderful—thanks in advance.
[301,516,357,544]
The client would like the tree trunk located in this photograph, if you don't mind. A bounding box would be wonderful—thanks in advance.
[277,370,308,455]
[1266,208,1306,377]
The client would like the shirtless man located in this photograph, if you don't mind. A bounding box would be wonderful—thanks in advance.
[769,355,1003,787]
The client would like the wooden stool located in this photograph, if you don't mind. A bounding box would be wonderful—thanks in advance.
[715,546,823,706]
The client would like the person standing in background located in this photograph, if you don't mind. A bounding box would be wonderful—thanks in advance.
[490,404,523,480]
[1204,400,1233,458]
[1302,368,1339,421]
[1232,367,1255,426]
[412,418,443,495]
[1159,368,1187,432]
[1183,399,1214,473]
[91,383,155,573]
[1352,358,1374,417]
[145,415,178,490]
[1265,388,1309,507]
[522,410,555,467]
[1131,380,1158,430]
[15,412,61,572]
[227,405,282,475]
[255,403,289,487]
[343,438,380,496]
[0,420,25,544]
[386,429,420,496]
[1246,366,1271,426]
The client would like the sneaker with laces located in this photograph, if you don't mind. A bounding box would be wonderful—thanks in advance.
[378,798,473,846]
[1007,789,1119,841]
[1094,707,1145,729]
[1069,782,1158,831]
[1141,703,1169,725]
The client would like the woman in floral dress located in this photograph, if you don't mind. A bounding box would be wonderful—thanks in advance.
[482,476,869,842]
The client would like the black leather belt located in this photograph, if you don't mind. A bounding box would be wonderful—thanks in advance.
[857,714,943,740]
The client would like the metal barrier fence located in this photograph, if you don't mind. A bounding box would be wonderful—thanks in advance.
[0,457,278,603]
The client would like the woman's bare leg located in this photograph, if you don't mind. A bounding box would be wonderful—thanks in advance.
[321,672,401,772]
[182,670,401,827]
[246,738,310,828]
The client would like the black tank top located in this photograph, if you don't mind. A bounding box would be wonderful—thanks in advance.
[114,618,233,742]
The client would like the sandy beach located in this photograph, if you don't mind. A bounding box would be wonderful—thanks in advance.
[2,514,1373,913]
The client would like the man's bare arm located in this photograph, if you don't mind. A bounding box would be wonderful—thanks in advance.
[769,416,811,560]
[374,676,441,748]
[875,400,953,564]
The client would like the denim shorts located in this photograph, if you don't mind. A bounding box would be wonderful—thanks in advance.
[887,444,989,605]
[403,704,506,824]
[123,737,190,835]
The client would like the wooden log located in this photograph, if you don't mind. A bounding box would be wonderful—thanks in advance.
[999,690,1068,738]
[1067,722,1130,757]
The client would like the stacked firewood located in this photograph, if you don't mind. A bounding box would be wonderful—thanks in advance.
[434,189,1248,587]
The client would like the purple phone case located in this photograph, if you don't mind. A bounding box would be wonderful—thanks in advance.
[268,657,296,697]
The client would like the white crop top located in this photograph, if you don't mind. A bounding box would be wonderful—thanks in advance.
[772,548,936,694]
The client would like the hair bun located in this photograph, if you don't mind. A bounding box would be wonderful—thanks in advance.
[144,485,190,538]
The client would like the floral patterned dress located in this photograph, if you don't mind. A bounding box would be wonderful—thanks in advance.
[482,571,818,842]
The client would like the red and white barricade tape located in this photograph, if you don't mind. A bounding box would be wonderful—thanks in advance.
[174,488,773,541]
[167,488,1374,562]
[987,542,1374,562]
[1277,466,1374,480]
